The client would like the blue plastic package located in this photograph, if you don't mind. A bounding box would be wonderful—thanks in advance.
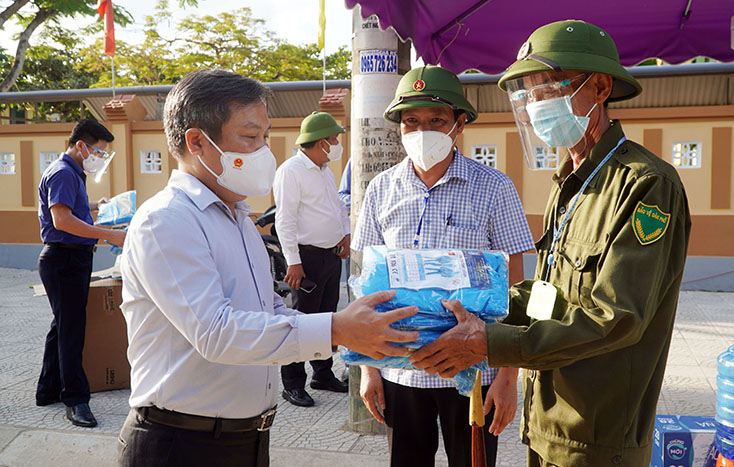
[341,348,487,396]
[95,191,136,226]
[342,246,509,396]
[350,246,509,322]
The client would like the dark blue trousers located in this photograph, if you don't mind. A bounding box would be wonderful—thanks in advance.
[280,246,341,391]
[36,244,93,406]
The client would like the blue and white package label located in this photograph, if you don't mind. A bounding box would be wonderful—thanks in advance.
[650,415,719,467]
[386,249,470,290]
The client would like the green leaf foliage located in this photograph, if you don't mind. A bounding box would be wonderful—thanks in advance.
[2,2,352,121]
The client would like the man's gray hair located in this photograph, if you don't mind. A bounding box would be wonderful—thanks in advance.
[163,69,271,159]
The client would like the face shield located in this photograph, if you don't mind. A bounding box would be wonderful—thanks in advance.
[505,73,592,169]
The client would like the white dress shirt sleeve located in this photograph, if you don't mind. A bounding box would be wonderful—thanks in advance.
[273,164,302,266]
[125,208,333,366]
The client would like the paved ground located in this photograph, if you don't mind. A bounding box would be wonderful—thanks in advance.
[0,266,731,466]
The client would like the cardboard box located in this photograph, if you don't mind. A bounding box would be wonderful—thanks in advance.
[82,278,131,392]
[651,415,719,467]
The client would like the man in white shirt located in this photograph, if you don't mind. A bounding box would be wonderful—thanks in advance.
[118,69,418,467]
[274,112,351,407]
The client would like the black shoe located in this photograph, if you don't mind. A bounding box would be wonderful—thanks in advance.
[65,403,97,428]
[35,393,61,406]
[282,388,314,407]
[310,375,348,393]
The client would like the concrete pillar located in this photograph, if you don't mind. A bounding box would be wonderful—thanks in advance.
[345,6,411,434]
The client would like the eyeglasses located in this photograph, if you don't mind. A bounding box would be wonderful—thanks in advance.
[509,73,591,104]
[84,142,113,159]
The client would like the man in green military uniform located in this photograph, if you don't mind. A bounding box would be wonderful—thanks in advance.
[411,20,691,466]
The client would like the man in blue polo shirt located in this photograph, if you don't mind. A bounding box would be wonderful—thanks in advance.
[37,119,125,428]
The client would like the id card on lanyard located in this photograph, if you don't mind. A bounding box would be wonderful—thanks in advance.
[529,137,626,320]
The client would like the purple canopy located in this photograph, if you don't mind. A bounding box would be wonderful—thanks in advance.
[344,0,734,74]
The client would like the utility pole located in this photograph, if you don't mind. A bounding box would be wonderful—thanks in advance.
[346,6,411,434]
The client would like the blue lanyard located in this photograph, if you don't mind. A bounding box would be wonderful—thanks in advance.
[544,137,626,281]
[413,188,435,248]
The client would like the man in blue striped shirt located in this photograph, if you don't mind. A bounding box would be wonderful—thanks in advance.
[353,65,534,467]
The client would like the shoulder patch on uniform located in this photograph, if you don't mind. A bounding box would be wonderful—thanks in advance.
[632,201,670,245]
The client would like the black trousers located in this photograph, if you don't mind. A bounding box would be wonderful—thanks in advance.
[280,245,341,391]
[36,244,93,406]
[117,409,269,467]
[383,378,499,467]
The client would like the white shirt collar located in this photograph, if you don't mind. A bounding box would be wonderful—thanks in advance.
[168,169,252,215]
[296,150,324,171]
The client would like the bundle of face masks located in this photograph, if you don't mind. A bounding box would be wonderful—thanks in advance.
[95,190,135,255]
[342,246,509,396]
[95,190,136,226]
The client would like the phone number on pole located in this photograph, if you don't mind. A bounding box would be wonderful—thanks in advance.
[360,50,398,74]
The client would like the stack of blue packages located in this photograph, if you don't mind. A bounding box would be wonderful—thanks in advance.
[95,190,136,255]
[343,246,509,396]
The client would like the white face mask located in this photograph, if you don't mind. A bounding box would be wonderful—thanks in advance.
[81,144,108,174]
[401,120,458,171]
[198,130,276,197]
[323,141,343,161]
[525,74,596,148]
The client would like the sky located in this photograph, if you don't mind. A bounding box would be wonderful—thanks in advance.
[1,0,355,56]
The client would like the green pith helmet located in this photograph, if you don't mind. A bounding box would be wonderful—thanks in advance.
[384,65,478,124]
[498,20,642,102]
[295,111,345,145]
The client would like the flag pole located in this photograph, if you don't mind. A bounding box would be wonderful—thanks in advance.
[111,56,116,99]
[319,0,326,94]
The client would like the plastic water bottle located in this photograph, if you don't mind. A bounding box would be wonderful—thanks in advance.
[716,345,734,464]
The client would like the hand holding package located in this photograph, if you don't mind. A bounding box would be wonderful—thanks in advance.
[343,246,509,395]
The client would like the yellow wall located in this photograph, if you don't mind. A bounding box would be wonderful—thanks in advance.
[0,139,22,209]
[131,133,170,204]
[1,108,732,254]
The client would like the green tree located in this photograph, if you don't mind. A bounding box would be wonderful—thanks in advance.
[0,0,199,92]
[79,4,352,86]
[5,28,101,121]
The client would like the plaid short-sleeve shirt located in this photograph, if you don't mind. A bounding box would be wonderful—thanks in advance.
[353,151,534,389]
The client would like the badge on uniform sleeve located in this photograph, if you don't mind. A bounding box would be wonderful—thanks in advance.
[632,201,670,245]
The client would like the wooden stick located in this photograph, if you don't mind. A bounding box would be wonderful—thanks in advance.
[470,370,486,467]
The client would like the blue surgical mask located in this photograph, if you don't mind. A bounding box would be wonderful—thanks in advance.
[525,75,596,148]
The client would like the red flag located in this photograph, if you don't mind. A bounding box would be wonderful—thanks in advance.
[96,0,115,57]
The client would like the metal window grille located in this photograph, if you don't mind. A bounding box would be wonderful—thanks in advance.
[0,153,16,174]
[471,145,497,168]
[672,141,701,168]
[533,146,559,170]
[39,152,59,174]
[140,150,162,173]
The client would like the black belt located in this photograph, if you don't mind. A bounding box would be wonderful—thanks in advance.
[299,244,340,255]
[44,242,96,252]
[136,406,277,434]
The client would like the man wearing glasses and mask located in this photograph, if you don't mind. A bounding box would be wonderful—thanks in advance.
[411,20,691,466]
[353,65,534,467]
[36,119,125,427]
